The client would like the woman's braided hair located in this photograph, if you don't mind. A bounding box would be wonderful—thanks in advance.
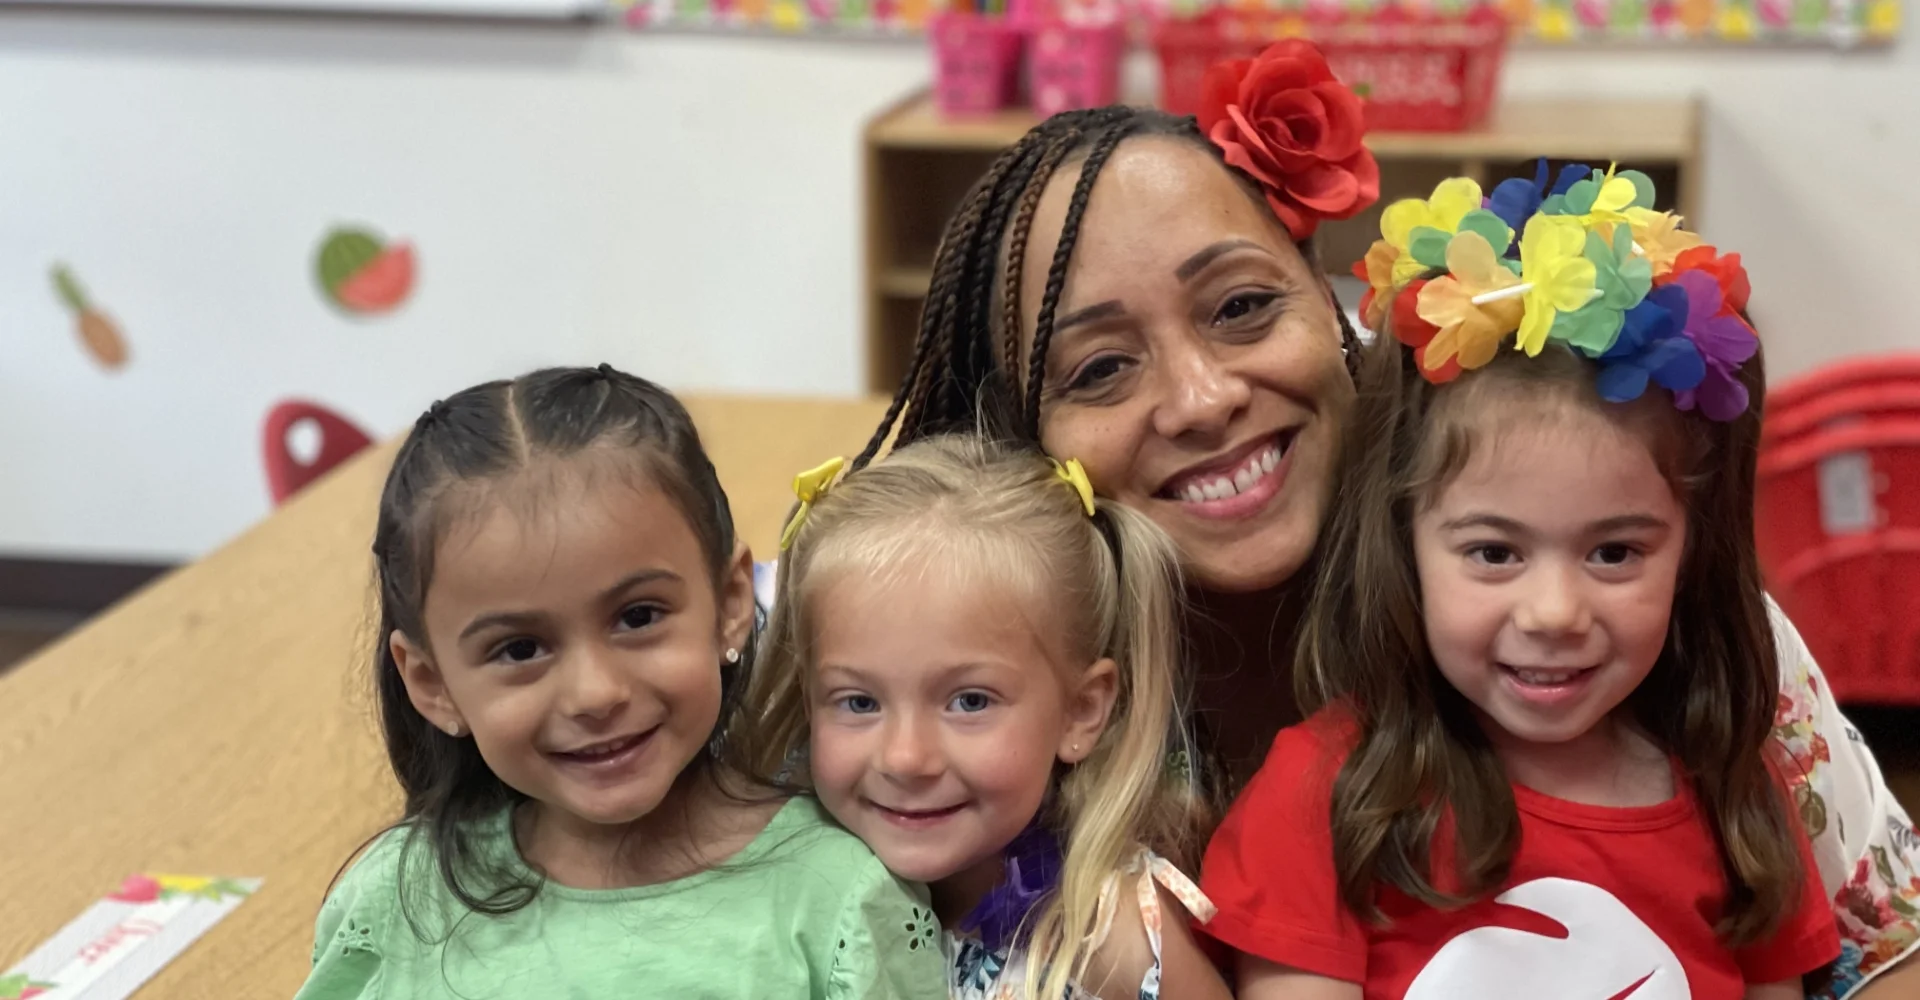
[854,106,1365,468]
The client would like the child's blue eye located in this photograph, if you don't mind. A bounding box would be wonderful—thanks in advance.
[949,691,993,713]
[838,694,880,715]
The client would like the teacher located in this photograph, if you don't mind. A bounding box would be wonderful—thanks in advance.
[855,43,1920,996]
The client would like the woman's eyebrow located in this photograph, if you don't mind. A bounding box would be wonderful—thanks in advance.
[1054,300,1126,334]
[1175,239,1266,283]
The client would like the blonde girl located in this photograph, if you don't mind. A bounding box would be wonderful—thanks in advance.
[742,434,1231,1000]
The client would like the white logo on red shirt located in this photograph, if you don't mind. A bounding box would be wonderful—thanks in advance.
[1404,878,1691,999]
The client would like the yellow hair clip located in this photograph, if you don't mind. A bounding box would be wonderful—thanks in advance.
[1052,458,1096,517]
[779,456,845,551]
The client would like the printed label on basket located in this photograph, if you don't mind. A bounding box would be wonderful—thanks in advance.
[1817,450,1877,535]
[1,876,261,1000]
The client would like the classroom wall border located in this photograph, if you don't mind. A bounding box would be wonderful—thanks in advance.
[0,556,178,616]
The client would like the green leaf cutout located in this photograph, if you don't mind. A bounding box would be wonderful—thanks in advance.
[50,264,89,313]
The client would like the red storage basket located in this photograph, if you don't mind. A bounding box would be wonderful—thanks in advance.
[1150,4,1509,132]
[1768,351,1920,416]
[1756,419,1920,706]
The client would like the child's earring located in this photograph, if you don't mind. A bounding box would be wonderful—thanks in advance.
[724,647,741,665]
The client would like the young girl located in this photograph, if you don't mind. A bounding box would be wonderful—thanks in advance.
[297,365,946,1000]
[1202,170,1841,999]
[741,435,1230,1000]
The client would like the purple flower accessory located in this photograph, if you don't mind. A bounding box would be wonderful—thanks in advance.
[957,823,1064,954]
[1668,269,1760,422]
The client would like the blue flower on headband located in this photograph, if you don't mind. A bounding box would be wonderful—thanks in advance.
[1594,283,1707,404]
[1487,160,1592,248]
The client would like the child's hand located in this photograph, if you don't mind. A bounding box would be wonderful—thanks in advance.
[1234,953,1362,1000]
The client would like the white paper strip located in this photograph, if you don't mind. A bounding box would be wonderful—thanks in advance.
[2,876,261,1000]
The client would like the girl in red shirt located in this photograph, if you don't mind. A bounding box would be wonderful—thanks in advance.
[1200,168,1840,1000]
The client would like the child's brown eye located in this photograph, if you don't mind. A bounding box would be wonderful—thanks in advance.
[1469,544,1519,566]
[1592,543,1636,566]
[499,638,542,663]
[617,604,663,631]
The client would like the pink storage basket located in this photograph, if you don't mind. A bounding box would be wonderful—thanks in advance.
[1027,19,1126,117]
[930,12,1026,116]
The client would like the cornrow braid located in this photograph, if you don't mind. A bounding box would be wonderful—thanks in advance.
[1023,120,1136,438]
[858,130,1050,465]
[1002,138,1078,379]
[859,106,1361,467]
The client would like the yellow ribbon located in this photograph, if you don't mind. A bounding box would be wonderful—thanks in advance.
[779,456,845,551]
[1052,458,1096,517]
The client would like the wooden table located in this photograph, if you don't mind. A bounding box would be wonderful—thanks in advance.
[0,394,891,998]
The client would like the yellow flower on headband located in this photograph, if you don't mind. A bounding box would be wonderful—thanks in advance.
[1415,231,1524,372]
[779,456,845,551]
[1382,177,1485,284]
[1517,215,1597,356]
[1551,166,1641,230]
[1052,458,1096,517]
[1618,208,1703,278]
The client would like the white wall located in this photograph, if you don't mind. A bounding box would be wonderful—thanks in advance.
[0,8,1913,561]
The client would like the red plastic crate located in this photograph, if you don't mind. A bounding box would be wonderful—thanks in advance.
[1756,418,1920,706]
[1150,5,1509,132]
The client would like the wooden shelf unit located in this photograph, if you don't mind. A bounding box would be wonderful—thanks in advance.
[861,91,1704,394]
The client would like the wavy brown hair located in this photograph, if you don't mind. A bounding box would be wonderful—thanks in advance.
[1297,333,1803,945]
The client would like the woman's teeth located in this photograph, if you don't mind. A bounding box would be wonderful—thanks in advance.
[1177,442,1283,503]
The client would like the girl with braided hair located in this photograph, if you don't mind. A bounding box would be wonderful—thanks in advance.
[297,365,945,1000]
[855,39,1920,997]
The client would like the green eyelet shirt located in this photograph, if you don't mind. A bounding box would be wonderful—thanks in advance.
[296,796,947,1000]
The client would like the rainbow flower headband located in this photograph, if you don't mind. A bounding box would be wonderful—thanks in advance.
[1354,161,1759,421]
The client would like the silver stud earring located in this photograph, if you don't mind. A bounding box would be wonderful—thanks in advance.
[724,648,741,665]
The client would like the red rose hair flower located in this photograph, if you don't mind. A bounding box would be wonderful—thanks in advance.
[1197,39,1382,241]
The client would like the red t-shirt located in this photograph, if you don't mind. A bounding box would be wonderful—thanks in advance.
[1200,712,1839,1000]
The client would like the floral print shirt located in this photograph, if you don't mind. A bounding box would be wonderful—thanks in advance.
[1772,600,1920,998]
[943,850,1214,1000]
